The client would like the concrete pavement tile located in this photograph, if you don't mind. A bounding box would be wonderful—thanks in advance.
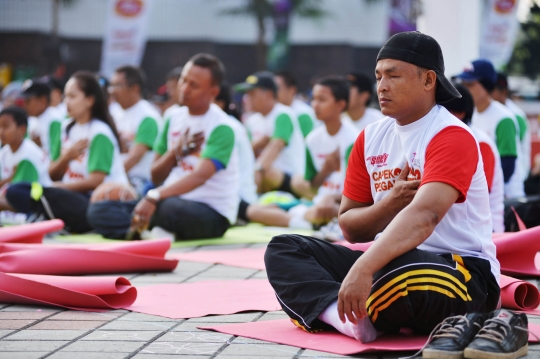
[0,305,61,312]
[250,271,268,279]
[0,353,49,359]
[0,330,14,338]
[187,312,263,323]
[218,343,301,356]
[134,355,211,359]
[99,320,176,331]
[30,320,107,330]
[0,340,68,351]
[47,353,128,359]
[215,356,292,359]
[60,340,146,353]
[232,337,278,345]
[82,330,163,341]
[156,331,232,343]
[186,265,258,280]
[0,311,52,319]
[130,276,192,284]
[50,311,122,321]
[257,311,289,321]
[301,349,377,358]
[6,329,88,340]
[172,321,219,332]
[0,319,37,329]
[118,312,178,322]
[141,341,223,355]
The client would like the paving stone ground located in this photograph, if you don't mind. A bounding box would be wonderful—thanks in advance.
[2,238,539,359]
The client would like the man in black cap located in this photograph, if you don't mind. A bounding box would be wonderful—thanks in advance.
[342,73,384,132]
[265,31,501,348]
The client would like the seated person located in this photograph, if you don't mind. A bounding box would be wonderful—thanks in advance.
[442,83,505,232]
[111,66,162,195]
[342,73,384,131]
[237,72,306,196]
[0,107,52,211]
[87,54,240,240]
[265,32,500,344]
[6,72,129,233]
[247,76,359,229]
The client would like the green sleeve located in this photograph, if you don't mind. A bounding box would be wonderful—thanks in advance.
[272,113,294,145]
[49,120,62,161]
[516,115,527,142]
[201,125,235,167]
[153,118,170,156]
[298,113,314,138]
[87,134,114,174]
[134,117,159,148]
[304,147,317,181]
[495,118,518,157]
[344,144,354,170]
[11,160,39,184]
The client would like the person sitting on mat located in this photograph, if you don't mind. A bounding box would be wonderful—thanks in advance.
[246,76,359,230]
[264,31,500,343]
[0,106,52,212]
[6,71,129,233]
[87,53,240,241]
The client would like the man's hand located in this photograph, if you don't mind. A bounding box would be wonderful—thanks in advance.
[338,262,373,324]
[65,139,88,161]
[174,130,205,159]
[321,149,340,174]
[388,163,420,211]
[131,198,157,233]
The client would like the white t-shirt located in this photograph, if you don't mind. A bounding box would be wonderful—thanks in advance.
[115,100,162,182]
[36,106,63,160]
[60,119,128,186]
[0,138,52,187]
[163,103,181,122]
[471,127,505,233]
[290,98,321,137]
[344,105,499,282]
[56,102,68,119]
[245,103,305,176]
[109,102,125,123]
[342,107,385,132]
[305,120,359,204]
[155,105,240,223]
[506,98,531,178]
[471,100,524,198]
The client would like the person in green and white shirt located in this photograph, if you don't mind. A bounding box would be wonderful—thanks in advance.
[21,80,63,161]
[275,71,321,137]
[6,72,129,233]
[0,107,52,211]
[237,72,306,197]
[341,73,384,132]
[110,66,161,195]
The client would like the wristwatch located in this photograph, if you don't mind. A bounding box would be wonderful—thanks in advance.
[146,189,161,203]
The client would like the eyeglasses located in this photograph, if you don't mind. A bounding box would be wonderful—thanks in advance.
[109,82,129,90]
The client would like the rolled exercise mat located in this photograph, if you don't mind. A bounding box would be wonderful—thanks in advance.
[500,274,540,315]
[492,225,540,276]
[0,219,64,243]
[0,272,137,311]
[0,239,178,275]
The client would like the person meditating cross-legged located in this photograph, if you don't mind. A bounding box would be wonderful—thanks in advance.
[264,31,501,343]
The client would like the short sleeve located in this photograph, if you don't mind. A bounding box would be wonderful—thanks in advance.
[304,147,317,181]
[479,142,495,192]
[422,126,478,203]
[11,160,39,184]
[87,134,114,174]
[153,118,170,156]
[516,115,527,142]
[49,120,62,161]
[495,118,517,157]
[201,125,235,168]
[272,113,294,144]
[344,143,354,170]
[298,113,314,138]
[134,117,159,148]
[342,131,373,203]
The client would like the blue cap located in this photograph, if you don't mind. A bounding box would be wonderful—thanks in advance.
[455,59,497,86]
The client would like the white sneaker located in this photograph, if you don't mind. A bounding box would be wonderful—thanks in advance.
[0,211,27,225]
[148,226,175,242]
[317,218,344,242]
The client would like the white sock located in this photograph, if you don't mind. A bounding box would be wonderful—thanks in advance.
[149,226,175,242]
[288,215,312,230]
[317,300,380,343]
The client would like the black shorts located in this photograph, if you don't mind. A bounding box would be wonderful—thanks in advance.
[276,173,298,198]
[237,199,250,222]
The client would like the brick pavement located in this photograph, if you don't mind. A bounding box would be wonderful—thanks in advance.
[1,239,539,359]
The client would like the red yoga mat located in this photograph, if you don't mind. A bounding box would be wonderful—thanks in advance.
[0,272,136,311]
[169,248,266,270]
[492,226,540,277]
[126,280,281,319]
[0,220,64,243]
[0,239,178,275]
[500,275,540,315]
[200,319,540,355]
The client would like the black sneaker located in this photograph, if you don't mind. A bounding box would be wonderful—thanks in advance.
[423,313,490,359]
[464,309,528,359]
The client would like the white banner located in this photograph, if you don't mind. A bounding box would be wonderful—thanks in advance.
[100,0,153,78]
[479,0,520,69]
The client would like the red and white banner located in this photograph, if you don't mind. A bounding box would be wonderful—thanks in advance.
[479,0,520,69]
[100,0,153,78]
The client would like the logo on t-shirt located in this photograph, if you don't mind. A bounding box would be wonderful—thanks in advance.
[366,153,389,167]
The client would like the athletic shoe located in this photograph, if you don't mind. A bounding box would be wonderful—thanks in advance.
[314,218,344,242]
[464,309,528,359]
[422,313,490,359]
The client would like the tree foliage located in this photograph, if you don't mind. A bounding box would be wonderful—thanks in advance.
[508,2,540,78]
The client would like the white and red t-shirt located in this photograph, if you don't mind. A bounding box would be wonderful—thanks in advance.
[343,105,500,282]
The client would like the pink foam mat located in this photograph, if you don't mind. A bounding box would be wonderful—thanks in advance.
[0,220,64,243]
[126,279,280,319]
[199,319,540,355]
[0,272,136,311]
[168,248,266,270]
[500,275,540,315]
[492,226,540,276]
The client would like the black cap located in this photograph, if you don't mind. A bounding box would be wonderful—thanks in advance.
[21,79,51,98]
[377,31,461,103]
[233,71,277,93]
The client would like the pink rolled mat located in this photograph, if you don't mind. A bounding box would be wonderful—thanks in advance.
[200,319,540,355]
[0,219,64,243]
[0,272,136,311]
[500,274,540,315]
[169,248,266,270]
[0,239,178,275]
[126,279,280,319]
[492,226,540,276]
